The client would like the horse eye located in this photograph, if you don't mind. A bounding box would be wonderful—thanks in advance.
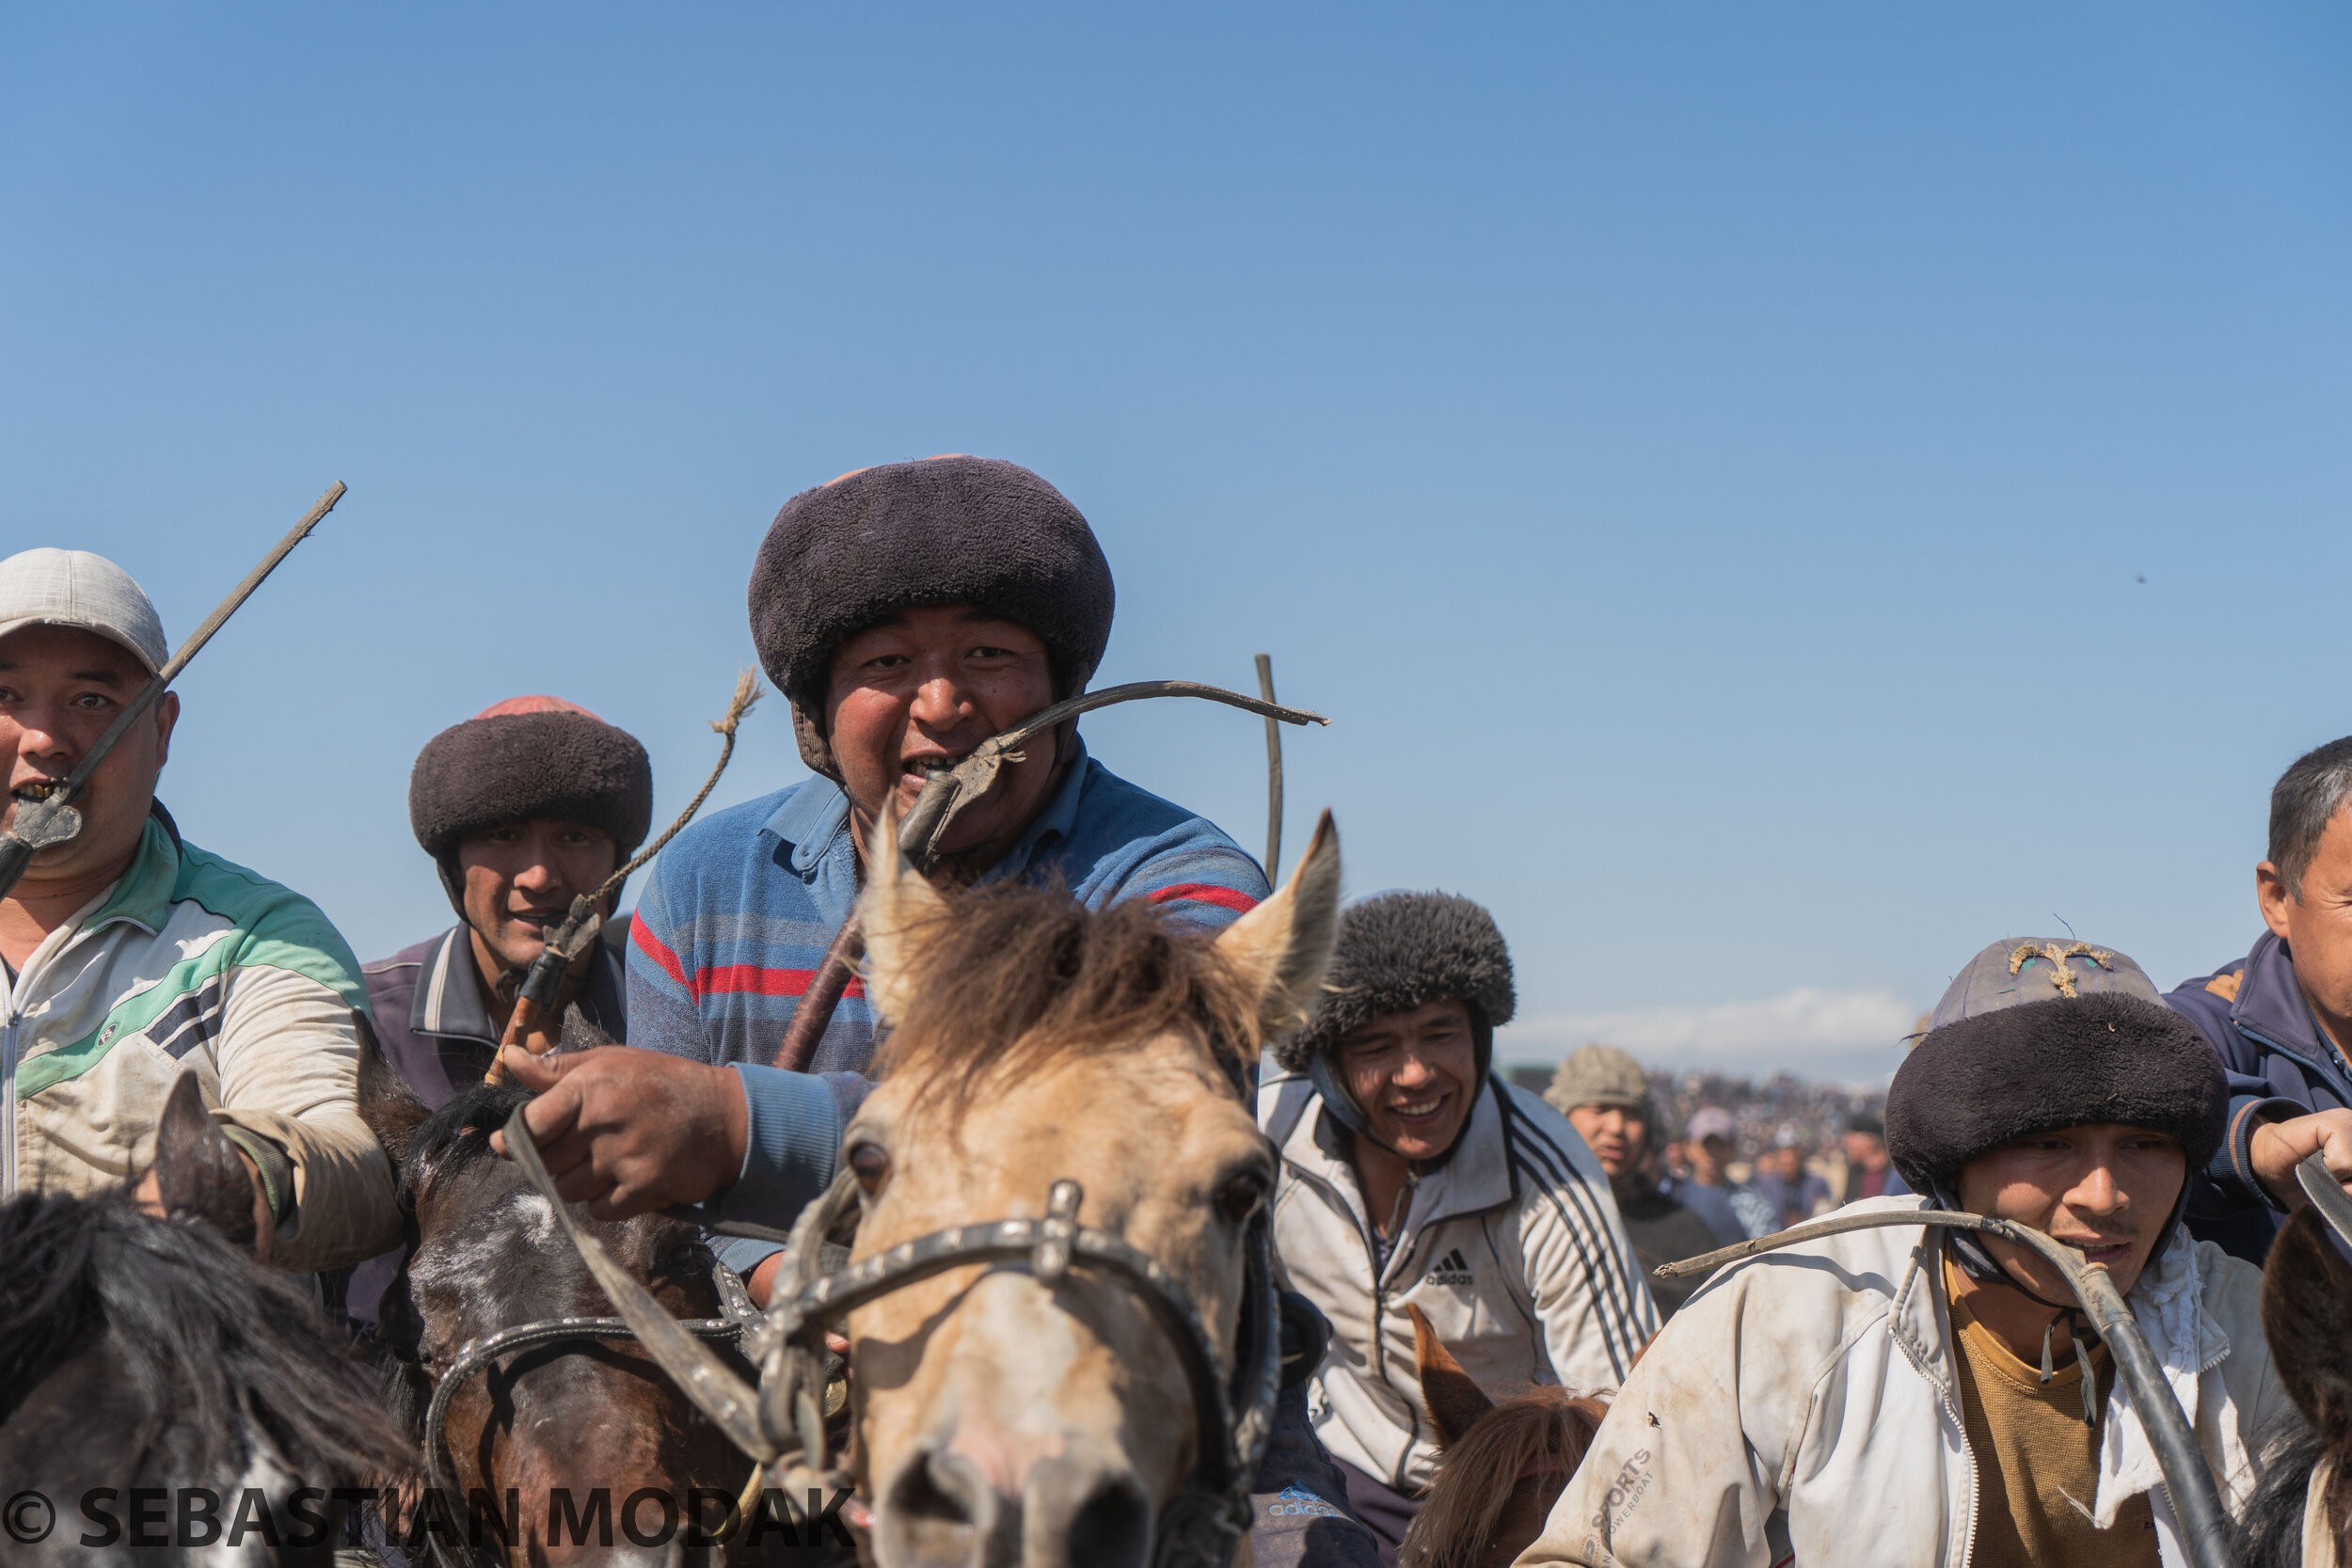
[849,1142,892,1196]
[1215,1171,1268,1226]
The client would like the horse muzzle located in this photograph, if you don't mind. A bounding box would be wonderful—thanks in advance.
[877,1440,1154,1568]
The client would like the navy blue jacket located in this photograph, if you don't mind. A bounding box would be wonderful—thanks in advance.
[2163,930,2352,1262]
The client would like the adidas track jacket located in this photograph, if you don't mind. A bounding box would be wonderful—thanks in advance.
[1261,1072,1660,1493]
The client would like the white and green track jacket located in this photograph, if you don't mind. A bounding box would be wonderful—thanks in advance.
[2,814,400,1271]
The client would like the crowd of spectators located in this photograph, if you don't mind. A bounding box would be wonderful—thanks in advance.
[1506,1059,1897,1216]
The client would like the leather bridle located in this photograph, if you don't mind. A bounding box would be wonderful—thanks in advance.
[498,1105,1282,1568]
[413,1256,765,1568]
[749,1165,1281,1568]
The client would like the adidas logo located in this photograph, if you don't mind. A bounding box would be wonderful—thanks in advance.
[1424,1247,1474,1286]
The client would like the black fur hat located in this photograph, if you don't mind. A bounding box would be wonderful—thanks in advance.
[1275,892,1516,1074]
[1885,991,2226,1194]
[747,456,1116,779]
[408,697,654,864]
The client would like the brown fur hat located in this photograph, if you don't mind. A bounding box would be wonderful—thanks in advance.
[1885,990,2225,1194]
[747,456,1115,779]
[1275,891,1516,1074]
[408,696,654,861]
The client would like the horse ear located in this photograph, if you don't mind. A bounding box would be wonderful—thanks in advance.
[1407,1302,1493,1450]
[1213,811,1341,1058]
[2262,1206,2352,1440]
[857,804,953,1025]
[355,1009,428,1166]
[151,1070,262,1251]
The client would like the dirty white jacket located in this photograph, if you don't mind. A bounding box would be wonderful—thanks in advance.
[1263,1071,1660,1493]
[1515,1195,2296,1568]
[2,814,399,1271]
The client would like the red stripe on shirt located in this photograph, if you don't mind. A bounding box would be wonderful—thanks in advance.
[1147,883,1260,914]
[695,964,867,999]
[632,916,691,990]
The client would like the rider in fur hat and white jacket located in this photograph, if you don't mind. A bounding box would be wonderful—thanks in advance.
[1516,939,2301,1568]
[1262,891,1659,1560]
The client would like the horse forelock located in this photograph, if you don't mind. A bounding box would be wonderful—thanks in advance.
[1400,1389,1606,1568]
[404,1079,536,1193]
[871,879,1262,1115]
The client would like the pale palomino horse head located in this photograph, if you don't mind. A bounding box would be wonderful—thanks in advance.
[839,807,1341,1568]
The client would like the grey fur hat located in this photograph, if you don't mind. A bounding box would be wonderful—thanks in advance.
[747,456,1116,780]
[1275,891,1516,1073]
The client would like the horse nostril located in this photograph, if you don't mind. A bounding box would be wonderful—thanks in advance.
[1065,1476,1152,1568]
[883,1448,993,1565]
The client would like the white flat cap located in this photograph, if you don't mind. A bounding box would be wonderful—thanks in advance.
[0,549,169,674]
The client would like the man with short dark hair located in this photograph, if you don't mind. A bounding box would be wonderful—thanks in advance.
[1838,1110,1906,1204]
[1547,1044,1722,1317]
[2164,736,2352,1261]
[1518,938,2294,1568]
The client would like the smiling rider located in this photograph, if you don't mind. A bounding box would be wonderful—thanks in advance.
[1261,891,1658,1561]
[0,548,397,1273]
[342,694,652,1329]
[541,455,1273,1295]
[1518,938,2297,1568]
[365,694,652,1103]
[484,456,1379,1567]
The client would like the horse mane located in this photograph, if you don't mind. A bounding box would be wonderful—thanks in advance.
[872,879,1261,1112]
[2234,1422,2328,1568]
[1399,1388,1607,1568]
[375,1079,538,1436]
[0,1191,409,1485]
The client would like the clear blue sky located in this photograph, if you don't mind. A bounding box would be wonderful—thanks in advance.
[6,5,2347,1080]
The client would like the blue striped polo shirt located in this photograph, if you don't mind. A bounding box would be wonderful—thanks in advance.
[628,741,1268,1071]
[627,743,1271,1265]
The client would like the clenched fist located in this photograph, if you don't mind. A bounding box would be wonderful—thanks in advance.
[490,1045,749,1221]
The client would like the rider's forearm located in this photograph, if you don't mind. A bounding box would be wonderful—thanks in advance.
[715,1063,842,1227]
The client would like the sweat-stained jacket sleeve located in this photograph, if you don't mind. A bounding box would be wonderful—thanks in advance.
[213,965,401,1271]
[199,881,403,1274]
[1513,1258,1820,1568]
[1500,1092,1661,1395]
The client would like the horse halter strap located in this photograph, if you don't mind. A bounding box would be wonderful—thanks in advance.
[414,1257,765,1568]
[750,1168,1283,1568]
[493,1104,1279,1568]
